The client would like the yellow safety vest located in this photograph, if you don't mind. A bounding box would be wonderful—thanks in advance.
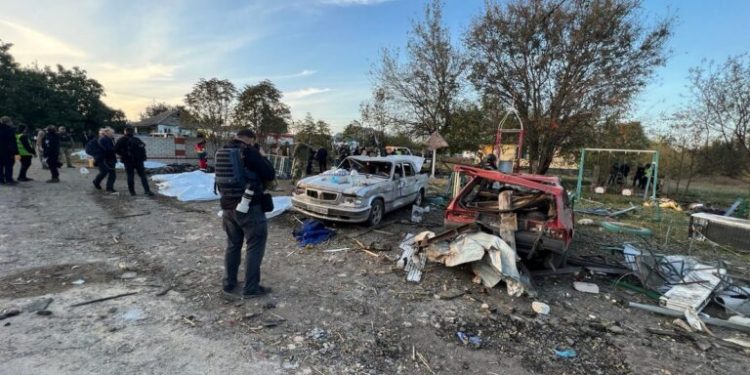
[16,133,32,156]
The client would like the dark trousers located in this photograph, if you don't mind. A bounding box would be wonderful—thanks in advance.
[222,205,268,293]
[318,160,327,173]
[0,155,14,183]
[18,155,32,179]
[125,161,151,194]
[47,157,59,179]
[94,160,116,189]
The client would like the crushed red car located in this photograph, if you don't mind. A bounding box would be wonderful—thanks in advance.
[444,165,574,266]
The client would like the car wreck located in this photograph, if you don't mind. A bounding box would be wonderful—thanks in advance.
[292,155,428,225]
[444,165,574,267]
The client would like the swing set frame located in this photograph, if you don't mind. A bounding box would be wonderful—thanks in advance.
[574,148,660,202]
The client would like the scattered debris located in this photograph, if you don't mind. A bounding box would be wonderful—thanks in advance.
[120,272,138,279]
[554,347,577,358]
[25,298,53,312]
[576,203,639,217]
[437,289,466,300]
[0,309,21,320]
[70,292,139,308]
[644,198,682,211]
[322,247,350,253]
[599,221,652,237]
[71,279,86,285]
[455,331,482,348]
[411,205,428,223]
[573,281,600,294]
[577,218,595,225]
[293,220,335,247]
[121,307,146,321]
[629,302,750,334]
[690,212,750,250]
[532,301,550,315]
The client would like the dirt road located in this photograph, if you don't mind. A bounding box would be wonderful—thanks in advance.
[1,166,747,374]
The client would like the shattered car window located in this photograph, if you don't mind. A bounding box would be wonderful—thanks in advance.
[339,158,392,178]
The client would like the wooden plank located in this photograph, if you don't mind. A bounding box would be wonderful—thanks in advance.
[498,190,517,251]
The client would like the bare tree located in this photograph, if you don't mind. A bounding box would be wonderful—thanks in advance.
[368,0,468,136]
[687,55,750,159]
[184,78,237,148]
[467,0,671,174]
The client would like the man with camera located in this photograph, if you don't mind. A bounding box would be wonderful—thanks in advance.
[215,129,275,299]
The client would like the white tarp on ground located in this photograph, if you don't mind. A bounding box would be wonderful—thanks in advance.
[151,171,292,218]
[116,161,167,169]
[151,171,219,202]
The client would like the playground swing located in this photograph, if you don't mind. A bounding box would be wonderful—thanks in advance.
[575,148,659,202]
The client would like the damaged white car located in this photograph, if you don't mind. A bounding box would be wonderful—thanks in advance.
[292,156,428,225]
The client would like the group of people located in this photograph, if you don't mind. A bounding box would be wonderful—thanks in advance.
[607,162,655,190]
[0,116,76,184]
[86,126,154,196]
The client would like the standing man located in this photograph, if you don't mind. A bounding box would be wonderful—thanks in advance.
[15,124,36,181]
[42,125,61,183]
[114,127,153,196]
[315,146,328,173]
[58,126,75,168]
[35,128,48,169]
[195,136,208,171]
[0,116,18,185]
[215,129,275,299]
[92,127,117,192]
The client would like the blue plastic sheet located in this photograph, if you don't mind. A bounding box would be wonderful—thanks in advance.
[293,220,335,247]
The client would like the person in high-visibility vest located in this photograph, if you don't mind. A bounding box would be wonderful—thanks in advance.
[15,124,36,181]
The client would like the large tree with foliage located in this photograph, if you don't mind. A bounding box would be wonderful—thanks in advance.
[0,40,124,136]
[293,113,332,149]
[466,0,671,174]
[233,80,290,138]
[184,78,237,147]
[368,0,467,136]
[686,55,750,159]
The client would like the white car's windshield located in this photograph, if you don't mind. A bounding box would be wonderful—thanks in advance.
[339,158,392,178]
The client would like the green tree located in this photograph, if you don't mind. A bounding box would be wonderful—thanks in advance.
[233,80,290,139]
[0,40,123,136]
[184,78,237,148]
[467,0,671,174]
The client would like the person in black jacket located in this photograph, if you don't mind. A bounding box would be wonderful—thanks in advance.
[315,147,328,173]
[0,116,18,185]
[58,126,75,168]
[15,124,36,181]
[93,127,117,192]
[114,127,153,196]
[218,128,275,299]
[42,125,61,183]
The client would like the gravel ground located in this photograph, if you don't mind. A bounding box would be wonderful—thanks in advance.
[1,164,748,374]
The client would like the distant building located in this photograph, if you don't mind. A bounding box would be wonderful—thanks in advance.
[132,109,197,137]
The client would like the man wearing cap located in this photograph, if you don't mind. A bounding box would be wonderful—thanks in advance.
[217,129,276,299]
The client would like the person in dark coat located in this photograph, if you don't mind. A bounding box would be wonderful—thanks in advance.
[0,116,19,185]
[305,148,315,175]
[93,127,117,192]
[315,147,328,173]
[42,125,61,183]
[114,127,153,196]
[15,124,36,181]
[217,129,276,299]
[58,126,75,168]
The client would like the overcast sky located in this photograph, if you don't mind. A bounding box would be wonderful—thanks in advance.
[1,0,748,132]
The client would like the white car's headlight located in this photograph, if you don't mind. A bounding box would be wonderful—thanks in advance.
[294,184,305,195]
[343,194,363,206]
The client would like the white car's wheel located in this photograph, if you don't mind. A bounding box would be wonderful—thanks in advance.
[367,199,384,226]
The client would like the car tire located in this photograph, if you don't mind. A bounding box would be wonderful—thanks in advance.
[367,198,384,226]
[414,188,425,207]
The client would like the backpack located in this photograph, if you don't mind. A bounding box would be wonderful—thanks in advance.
[127,137,147,162]
[85,138,102,158]
[214,146,258,198]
